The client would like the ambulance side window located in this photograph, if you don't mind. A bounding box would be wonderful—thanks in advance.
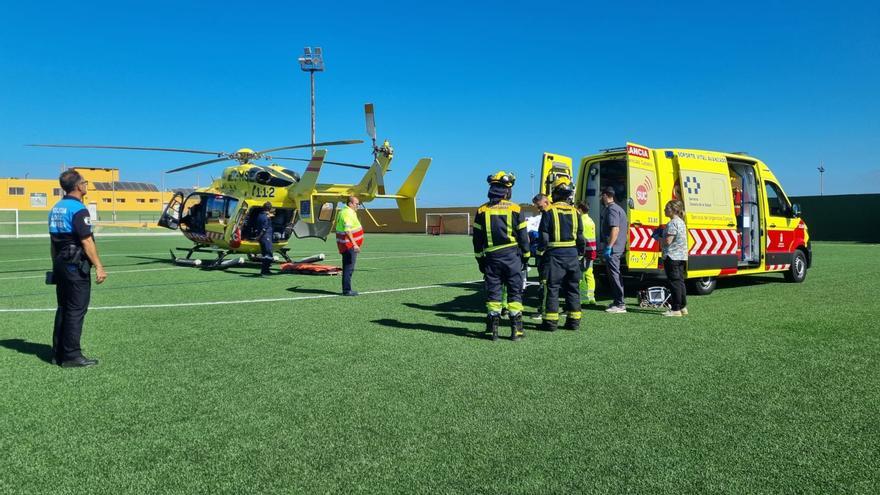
[764,181,791,217]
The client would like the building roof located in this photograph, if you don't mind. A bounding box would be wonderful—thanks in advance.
[93,181,159,192]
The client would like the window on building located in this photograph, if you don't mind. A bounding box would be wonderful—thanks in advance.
[53,188,63,196]
[136,198,146,203]
[102,198,112,203]
[8,187,24,196]
[149,198,159,203]
[117,198,126,203]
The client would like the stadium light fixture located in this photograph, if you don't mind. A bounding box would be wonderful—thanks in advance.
[298,47,325,153]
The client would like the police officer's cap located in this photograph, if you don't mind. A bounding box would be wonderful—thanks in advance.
[487,171,516,188]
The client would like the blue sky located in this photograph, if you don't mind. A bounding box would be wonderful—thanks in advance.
[1,0,878,206]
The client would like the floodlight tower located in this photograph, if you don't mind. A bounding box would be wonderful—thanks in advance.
[298,47,325,153]
[818,163,825,196]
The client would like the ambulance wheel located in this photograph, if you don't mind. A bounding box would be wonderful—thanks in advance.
[784,250,808,283]
[688,277,716,295]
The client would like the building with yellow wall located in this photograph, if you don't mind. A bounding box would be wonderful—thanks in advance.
[1,167,167,216]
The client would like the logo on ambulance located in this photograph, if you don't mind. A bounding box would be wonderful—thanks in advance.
[627,145,650,159]
[636,185,649,205]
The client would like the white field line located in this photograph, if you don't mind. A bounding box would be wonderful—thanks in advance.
[1,233,178,239]
[0,251,471,264]
[0,280,483,313]
[0,252,473,280]
[0,252,171,264]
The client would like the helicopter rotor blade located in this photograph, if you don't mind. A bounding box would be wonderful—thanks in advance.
[255,140,363,155]
[166,157,232,174]
[271,157,371,170]
[28,144,227,155]
[365,103,377,143]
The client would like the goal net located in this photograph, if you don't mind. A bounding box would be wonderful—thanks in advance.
[425,213,471,235]
[0,209,20,238]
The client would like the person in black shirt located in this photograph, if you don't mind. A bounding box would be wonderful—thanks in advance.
[256,202,274,276]
[48,170,107,368]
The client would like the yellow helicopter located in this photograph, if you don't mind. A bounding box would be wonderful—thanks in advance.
[30,104,431,269]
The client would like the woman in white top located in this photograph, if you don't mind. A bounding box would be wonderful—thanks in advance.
[661,200,688,317]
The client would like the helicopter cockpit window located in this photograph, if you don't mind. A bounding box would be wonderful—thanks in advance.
[205,195,239,226]
[180,195,206,234]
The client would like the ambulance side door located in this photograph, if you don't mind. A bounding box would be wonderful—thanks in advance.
[673,151,738,276]
[539,152,573,196]
[625,143,661,270]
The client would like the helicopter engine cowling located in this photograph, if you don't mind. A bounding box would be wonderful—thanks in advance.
[246,167,273,185]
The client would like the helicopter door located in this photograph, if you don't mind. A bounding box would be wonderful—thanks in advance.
[157,192,184,230]
[292,202,338,240]
[224,200,247,247]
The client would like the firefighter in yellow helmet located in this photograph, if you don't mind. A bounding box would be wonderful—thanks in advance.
[472,171,531,341]
[537,175,585,331]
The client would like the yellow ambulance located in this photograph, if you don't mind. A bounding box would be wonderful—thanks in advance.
[539,143,811,294]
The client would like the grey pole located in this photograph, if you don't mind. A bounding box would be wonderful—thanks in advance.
[818,164,825,196]
[299,47,324,155]
[310,70,316,153]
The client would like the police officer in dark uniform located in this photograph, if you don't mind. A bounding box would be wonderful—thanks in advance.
[48,169,107,367]
[538,176,585,331]
[256,202,274,276]
[472,171,530,341]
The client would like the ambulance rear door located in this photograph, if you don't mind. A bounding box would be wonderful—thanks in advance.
[539,152,573,196]
[625,143,661,270]
[672,150,738,275]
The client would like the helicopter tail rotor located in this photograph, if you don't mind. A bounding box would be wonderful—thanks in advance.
[365,103,377,148]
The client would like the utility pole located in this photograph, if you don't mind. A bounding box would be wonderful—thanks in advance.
[298,47,325,153]
[817,163,825,196]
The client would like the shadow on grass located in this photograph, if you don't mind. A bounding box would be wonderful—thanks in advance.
[0,339,53,363]
[286,286,339,295]
[372,318,486,340]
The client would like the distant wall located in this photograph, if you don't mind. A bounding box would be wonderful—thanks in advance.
[360,205,542,234]
[791,194,880,243]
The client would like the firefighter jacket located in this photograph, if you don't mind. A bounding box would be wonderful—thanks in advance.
[472,200,530,258]
[538,202,585,257]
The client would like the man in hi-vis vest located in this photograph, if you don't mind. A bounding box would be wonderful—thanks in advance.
[335,196,364,296]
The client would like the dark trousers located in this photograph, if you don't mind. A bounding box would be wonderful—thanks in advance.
[484,248,524,313]
[259,235,273,274]
[342,249,358,293]
[664,258,687,311]
[545,252,581,317]
[52,261,91,362]
[606,252,625,307]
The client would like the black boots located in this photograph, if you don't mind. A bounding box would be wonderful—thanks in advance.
[486,313,501,341]
[542,319,558,332]
[564,318,580,331]
[510,313,524,341]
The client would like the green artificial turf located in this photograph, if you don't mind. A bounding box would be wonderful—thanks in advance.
[0,234,877,494]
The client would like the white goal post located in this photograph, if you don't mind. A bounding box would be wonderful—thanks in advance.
[425,213,471,235]
[0,209,20,238]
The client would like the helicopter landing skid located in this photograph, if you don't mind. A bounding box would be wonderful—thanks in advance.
[171,246,243,269]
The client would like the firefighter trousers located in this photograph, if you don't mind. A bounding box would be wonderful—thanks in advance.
[483,248,524,315]
[544,252,581,321]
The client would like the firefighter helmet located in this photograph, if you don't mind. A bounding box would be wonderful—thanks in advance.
[487,171,516,188]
